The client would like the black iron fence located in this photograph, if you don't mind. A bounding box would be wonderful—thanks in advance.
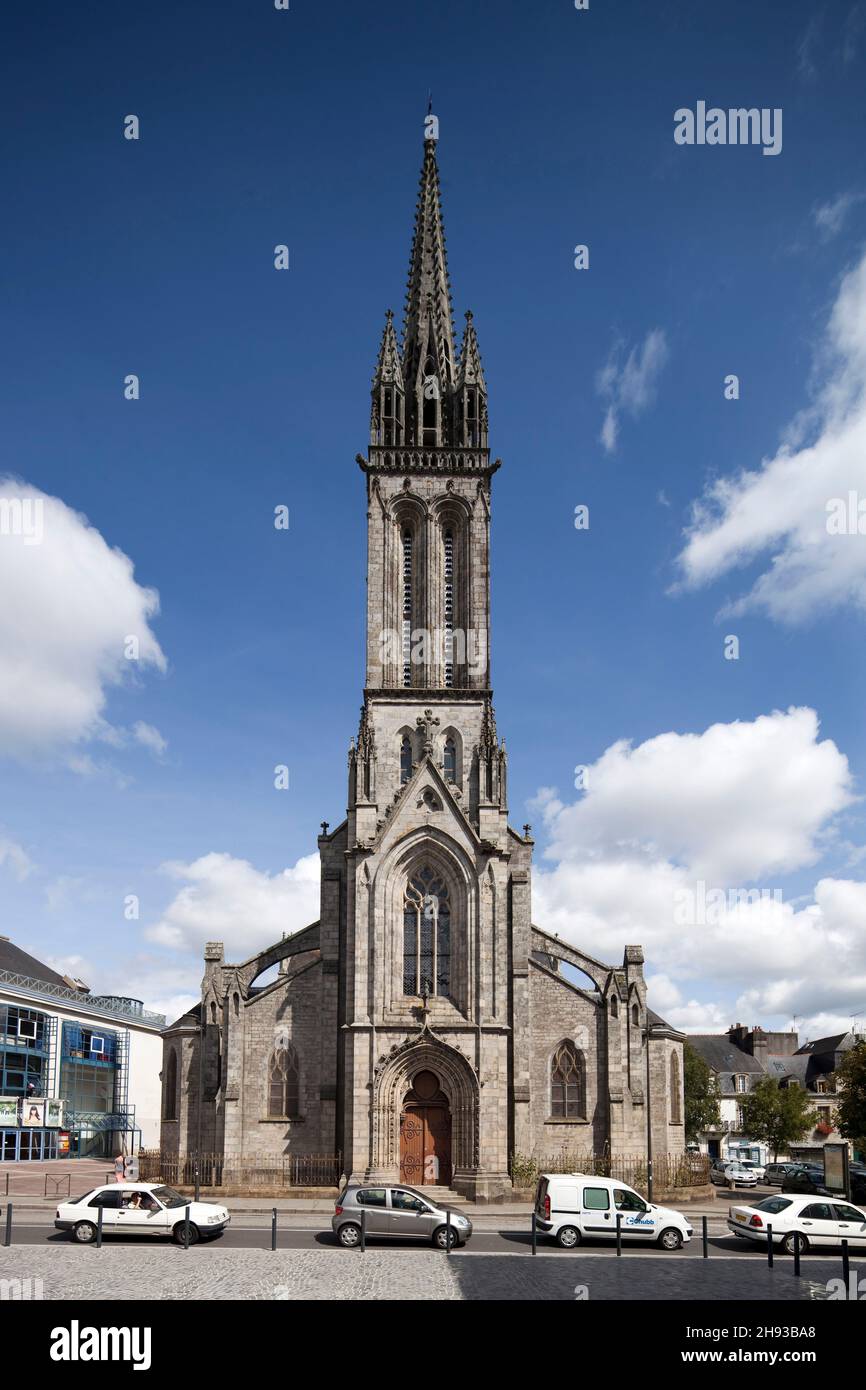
[137,1150,342,1188]
[510,1151,711,1193]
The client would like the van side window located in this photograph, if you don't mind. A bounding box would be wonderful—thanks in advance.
[582,1187,610,1210]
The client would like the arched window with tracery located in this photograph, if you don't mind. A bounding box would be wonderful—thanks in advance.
[403,867,451,999]
[163,1048,178,1121]
[402,528,413,687]
[400,735,413,785]
[670,1051,682,1124]
[267,1043,300,1118]
[550,1041,586,1119]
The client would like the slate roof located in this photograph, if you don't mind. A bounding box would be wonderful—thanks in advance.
[687,1035,766,1094]
[0,936,75,990]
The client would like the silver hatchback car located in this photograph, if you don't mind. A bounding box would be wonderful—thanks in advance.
[332,1184,472,1249]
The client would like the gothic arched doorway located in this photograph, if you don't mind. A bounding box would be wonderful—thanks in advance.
[400,1069,452,1186]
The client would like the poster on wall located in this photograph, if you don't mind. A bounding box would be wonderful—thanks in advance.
[0,1098,19,1126]
[45,1099,65,1128]
[22,1099,45,1127]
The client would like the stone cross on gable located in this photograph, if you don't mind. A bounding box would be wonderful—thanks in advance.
[416,708,439,753]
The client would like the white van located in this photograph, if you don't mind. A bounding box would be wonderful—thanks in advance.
[534,1173,693,1250]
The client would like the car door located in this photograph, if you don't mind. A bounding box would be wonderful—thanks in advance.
[830,1203,866,1248]
[798,1202,837,1246]
[115,1190,168,1238]
[580,1184,616,1240]
[354,1187,390,1235]
[85,1188,123,1232]
[388,1188,436,1239]
[613,1187,658,1241]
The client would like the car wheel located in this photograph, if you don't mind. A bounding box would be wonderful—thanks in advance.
[658,1227,683,1251]
[338,1222,362,1248]
[557,1225,581,1249]
[782,1231,808,1255]
[73,1221,96,1244]
[172,1221,200,1246]
[433,1225,459,1250]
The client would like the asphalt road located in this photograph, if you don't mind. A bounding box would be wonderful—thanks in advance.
[6,1221,866,1263]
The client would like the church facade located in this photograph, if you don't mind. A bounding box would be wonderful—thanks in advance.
[160,129,685,1199]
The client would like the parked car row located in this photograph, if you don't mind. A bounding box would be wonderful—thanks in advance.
[54,1170,866,1257]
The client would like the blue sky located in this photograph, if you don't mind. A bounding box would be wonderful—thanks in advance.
[2,0,866,1036]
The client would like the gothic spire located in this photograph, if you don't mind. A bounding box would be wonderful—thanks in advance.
[370,310,404,445]
[401,133,456,438]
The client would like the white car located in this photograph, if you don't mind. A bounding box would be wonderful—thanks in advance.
[710,1161,759,1187]
[728,1193,866,1253]
[737,1160,766,1182]
[534,1173,693,1250]
[55,1182,230,1246]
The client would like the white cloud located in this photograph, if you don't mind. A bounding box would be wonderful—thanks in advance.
[531,708,863,1029]
[132,721,168,758]
[0,478,166,757]
[596,329,668,454]
[813,191,863,240]
[675,250,866,624]
[146,851,321,957]
[0,835,34,881]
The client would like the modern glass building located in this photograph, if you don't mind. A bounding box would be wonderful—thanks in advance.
[0,935,164,1161]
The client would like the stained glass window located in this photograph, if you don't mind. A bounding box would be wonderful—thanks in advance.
[267,1044,300,1118]
[403,867,451,998]
[550,1041,585,1119]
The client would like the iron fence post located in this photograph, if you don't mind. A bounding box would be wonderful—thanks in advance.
[793,1230,801,1277]
[531,1210,537,1255]
[446,1209,451,1255]
[271,1207,277,1251]
[3,1203,11,1247]
[702,1214,708,1258]
[360,1206,367,1253]
[842,1238,850,1292]
[183,1203,191,1250]
[616,1212,622,1256]
[96,1203,103,1250]
[766,1223,773,1267]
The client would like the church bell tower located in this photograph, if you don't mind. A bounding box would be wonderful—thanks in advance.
[350,125,507,846]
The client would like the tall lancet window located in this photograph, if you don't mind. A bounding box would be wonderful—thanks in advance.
[402,529,413,686]
[403,867,451,998]
[400,735,413,785]
[443,529,454,687]
[443,737,456,783]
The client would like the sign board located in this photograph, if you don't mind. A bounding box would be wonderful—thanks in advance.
[823,1141,849,1197]
[22,1099,45,1127]
[0,1098,19,1127]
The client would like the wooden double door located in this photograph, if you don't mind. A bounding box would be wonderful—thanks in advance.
[399,1070,452,1186]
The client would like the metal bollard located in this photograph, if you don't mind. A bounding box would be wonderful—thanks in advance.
[96,1204,103,1250]
[360,1206,366,1253]
[531,1210,537,1256]
[183,1204,191,1250]
[616,1213,622,1257]
[446,1209,451,1255]
[702,1214,708,1258]
[766,1223,773,1268]
[3,1203,11,1247]
[271,1207,277,1251]
[793,1230,801,1277]
[842,1238,850,1290]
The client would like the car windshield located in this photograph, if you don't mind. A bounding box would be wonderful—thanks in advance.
[150,1186,188,1209]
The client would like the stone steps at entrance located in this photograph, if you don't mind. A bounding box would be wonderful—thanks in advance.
[414,1186,464,1203]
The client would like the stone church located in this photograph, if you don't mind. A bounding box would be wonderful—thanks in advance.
[161,127,685,1199]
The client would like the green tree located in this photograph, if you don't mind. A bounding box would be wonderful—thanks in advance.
[683,1041,721,1142]
[739,1078,818,1160]
[835,1040,866,1155]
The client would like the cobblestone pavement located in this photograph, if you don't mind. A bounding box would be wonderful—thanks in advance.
[0,1245,855,1301]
